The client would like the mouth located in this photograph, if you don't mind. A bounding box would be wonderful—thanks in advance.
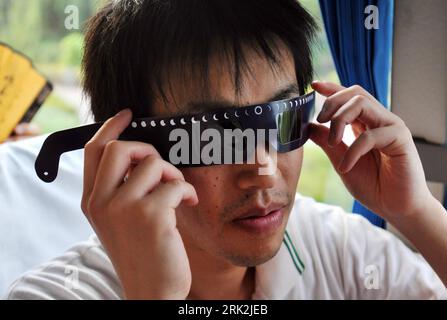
[232,204,287,233]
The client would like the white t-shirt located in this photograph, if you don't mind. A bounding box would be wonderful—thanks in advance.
[5,194,447,299]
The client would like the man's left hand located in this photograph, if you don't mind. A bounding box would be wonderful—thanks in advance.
[309,81,434,223]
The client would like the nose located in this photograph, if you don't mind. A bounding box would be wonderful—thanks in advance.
[236,144,280,190]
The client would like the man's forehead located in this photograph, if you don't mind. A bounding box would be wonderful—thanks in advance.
[182,82,300,114]
[153,45,297,117]
[153,82,300,118]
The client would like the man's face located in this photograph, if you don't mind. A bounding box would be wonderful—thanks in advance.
[152,45,303,267]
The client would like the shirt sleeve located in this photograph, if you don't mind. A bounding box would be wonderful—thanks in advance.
[339,212,447,299]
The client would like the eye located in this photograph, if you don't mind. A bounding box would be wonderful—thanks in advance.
[170,119,176,126]
[254,106,262,115]
[224,112,229,119]
[151,120,156,127]
[213,114,218,121]
[180,118,186,125]
[202,116,208,122]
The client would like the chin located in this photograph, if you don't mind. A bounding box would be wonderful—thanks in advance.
[226,247,281,267]
[222,234,284,267]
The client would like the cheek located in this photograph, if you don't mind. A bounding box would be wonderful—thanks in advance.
[278,149,303,187]
[176,167,237,247]
[180,167,230,216]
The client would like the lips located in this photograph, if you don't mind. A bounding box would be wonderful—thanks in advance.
[232,205,286,233]
[233,204,287,221]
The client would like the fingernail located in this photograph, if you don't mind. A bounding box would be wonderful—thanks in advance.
[317,109,327,122]
[338,163,347,174]
[116,109,130,117]
[14,125,25,134]
[316,112,324,122]
[338,157,350,173]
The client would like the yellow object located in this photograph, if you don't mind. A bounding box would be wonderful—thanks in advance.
[0,43,52,142]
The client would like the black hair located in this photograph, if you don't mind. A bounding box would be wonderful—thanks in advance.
[82,0,318,121]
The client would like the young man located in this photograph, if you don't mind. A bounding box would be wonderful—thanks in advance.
[6,0,447,299]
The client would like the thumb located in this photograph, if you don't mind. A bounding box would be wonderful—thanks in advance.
[309,123,348,171]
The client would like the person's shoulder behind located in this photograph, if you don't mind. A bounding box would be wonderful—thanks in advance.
[5,235,122,300]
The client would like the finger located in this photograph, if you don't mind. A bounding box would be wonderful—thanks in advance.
[311,81,346,97]
[309,123,348,171]
[91,141,161,204]
[317,86,377,124]
[83,109,132,205]
[351,120,366,139]
[339,125,405,173]
[328,97,397,142]
[144,179,199,209]
[327,96,370,146]
[117,155,185,200]
[14,123,40,136]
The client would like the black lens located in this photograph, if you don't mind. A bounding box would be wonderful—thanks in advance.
[276,107,302,144]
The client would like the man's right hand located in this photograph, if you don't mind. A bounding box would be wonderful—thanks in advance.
[80,109,199,299]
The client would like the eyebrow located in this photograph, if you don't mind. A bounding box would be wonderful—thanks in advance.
[183,83,300,113]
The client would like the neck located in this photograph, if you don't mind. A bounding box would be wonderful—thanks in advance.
[185,242,255,300]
